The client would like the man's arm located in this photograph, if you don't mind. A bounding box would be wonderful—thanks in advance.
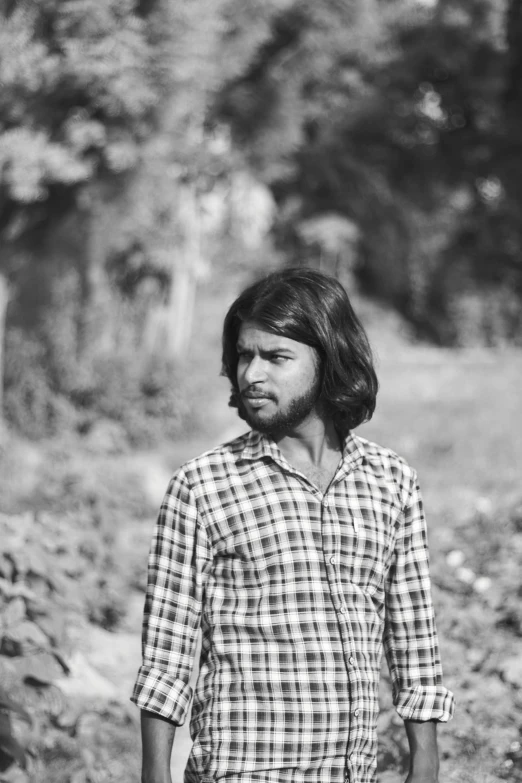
[131,469,212,776]
[141,710,176,783]
[404,720,439,783]
[383,470,454,779]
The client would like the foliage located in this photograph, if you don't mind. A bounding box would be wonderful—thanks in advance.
[2,330,78,440]
[0,0,282,440]
[2,326,188,445]
[0,477,149,780]
[0,0,168,438]
[0,0,157,208]
[214,0,522,345]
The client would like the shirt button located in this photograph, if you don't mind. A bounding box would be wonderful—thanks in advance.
[323,498,329,508]
[354,708,360,717]
[349,753,355,761]
[339,604,346,614]
[329,555,336,565]
[349,656,355,665]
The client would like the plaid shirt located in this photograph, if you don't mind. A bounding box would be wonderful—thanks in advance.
[132,430,454,783]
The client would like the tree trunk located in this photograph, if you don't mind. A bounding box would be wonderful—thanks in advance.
[76,187,111,367]
[167,182,201,359]
[505,0,522,112]
[0,272,10,425]
[139,182,202,362]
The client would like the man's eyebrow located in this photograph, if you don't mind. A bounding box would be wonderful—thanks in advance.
[236,342,295,354]
[262,346,294,354]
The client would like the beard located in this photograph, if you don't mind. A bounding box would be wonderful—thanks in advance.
[237,372,322,436]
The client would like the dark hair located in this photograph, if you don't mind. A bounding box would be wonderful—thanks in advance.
[221,267,378,435]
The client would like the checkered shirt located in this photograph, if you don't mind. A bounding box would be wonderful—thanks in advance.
[132,429,454,783]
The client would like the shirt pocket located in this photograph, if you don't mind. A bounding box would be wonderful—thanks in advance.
[212,546,271,589]
[342,512,392,596]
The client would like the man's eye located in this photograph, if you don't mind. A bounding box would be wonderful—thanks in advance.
[271,355,288,363]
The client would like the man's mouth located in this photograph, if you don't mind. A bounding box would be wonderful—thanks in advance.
[241,390,275,408]
[241,389,273,400]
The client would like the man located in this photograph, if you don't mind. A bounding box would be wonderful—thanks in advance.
[132,268,455,783]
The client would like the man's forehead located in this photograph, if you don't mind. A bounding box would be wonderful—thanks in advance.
[237,321,300,350]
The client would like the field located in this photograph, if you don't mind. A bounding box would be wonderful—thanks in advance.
[1,294,521,782]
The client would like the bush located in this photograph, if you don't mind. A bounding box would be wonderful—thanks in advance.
[3,326,189,446]
[4,330,79,440]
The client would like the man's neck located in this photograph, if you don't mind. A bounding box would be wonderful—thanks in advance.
[273,415,342,468]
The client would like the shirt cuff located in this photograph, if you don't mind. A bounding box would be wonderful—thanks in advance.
[394,684,455,722]
[130,664,193,725]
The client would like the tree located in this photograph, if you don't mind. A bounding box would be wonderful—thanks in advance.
[0,0,282,436]
[0,0,162,425]
[213,0,522,345]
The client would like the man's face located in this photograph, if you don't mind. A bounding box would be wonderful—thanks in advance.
[236,321,322,435]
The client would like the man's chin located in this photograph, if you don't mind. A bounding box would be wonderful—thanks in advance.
[242,409,307,438]
[241,409,277,434]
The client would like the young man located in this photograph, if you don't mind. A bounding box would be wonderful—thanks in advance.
[132,268,455,783]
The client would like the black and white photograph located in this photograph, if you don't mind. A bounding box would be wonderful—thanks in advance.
[0,2,521,783]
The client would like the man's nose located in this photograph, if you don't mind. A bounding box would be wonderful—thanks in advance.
[243,356,267,384]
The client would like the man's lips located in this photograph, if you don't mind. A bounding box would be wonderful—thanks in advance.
[240,390,275,407]
[241,390,273,400]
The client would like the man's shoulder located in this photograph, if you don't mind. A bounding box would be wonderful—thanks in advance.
[355,434,417,499]
[176,430,252,482]
[356,433,414,472]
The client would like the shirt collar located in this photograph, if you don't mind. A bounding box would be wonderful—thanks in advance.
[241,428,365,476]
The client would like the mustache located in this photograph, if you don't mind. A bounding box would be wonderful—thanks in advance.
[240,387,276,400]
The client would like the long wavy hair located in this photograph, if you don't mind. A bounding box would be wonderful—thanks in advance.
[221,267,378,435]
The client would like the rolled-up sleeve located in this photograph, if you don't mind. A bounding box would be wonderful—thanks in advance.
[131,468,212,725]
[384,471,455,722]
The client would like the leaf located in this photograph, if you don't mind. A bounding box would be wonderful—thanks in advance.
[0,639,22,658]
[0,600,26,630]
[7,621,48,648]
[0,765,30,782]
[22,683,66,718]
[52,704,79,731]
[7,649,60,678]
[0,737,25,771]
[29,612,64,644]
[0,714,26,770]
[0,557,15,582]
[50,649,71,676]
[22,675,51,689]
[4,587,35,603]
[0,581,13,599]
[0,688,31,724]
[69,769,88,783]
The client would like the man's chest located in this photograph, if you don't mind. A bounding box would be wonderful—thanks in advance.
[197,468,403,596]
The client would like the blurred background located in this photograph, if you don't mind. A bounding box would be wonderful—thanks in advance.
[0,1,521,781]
